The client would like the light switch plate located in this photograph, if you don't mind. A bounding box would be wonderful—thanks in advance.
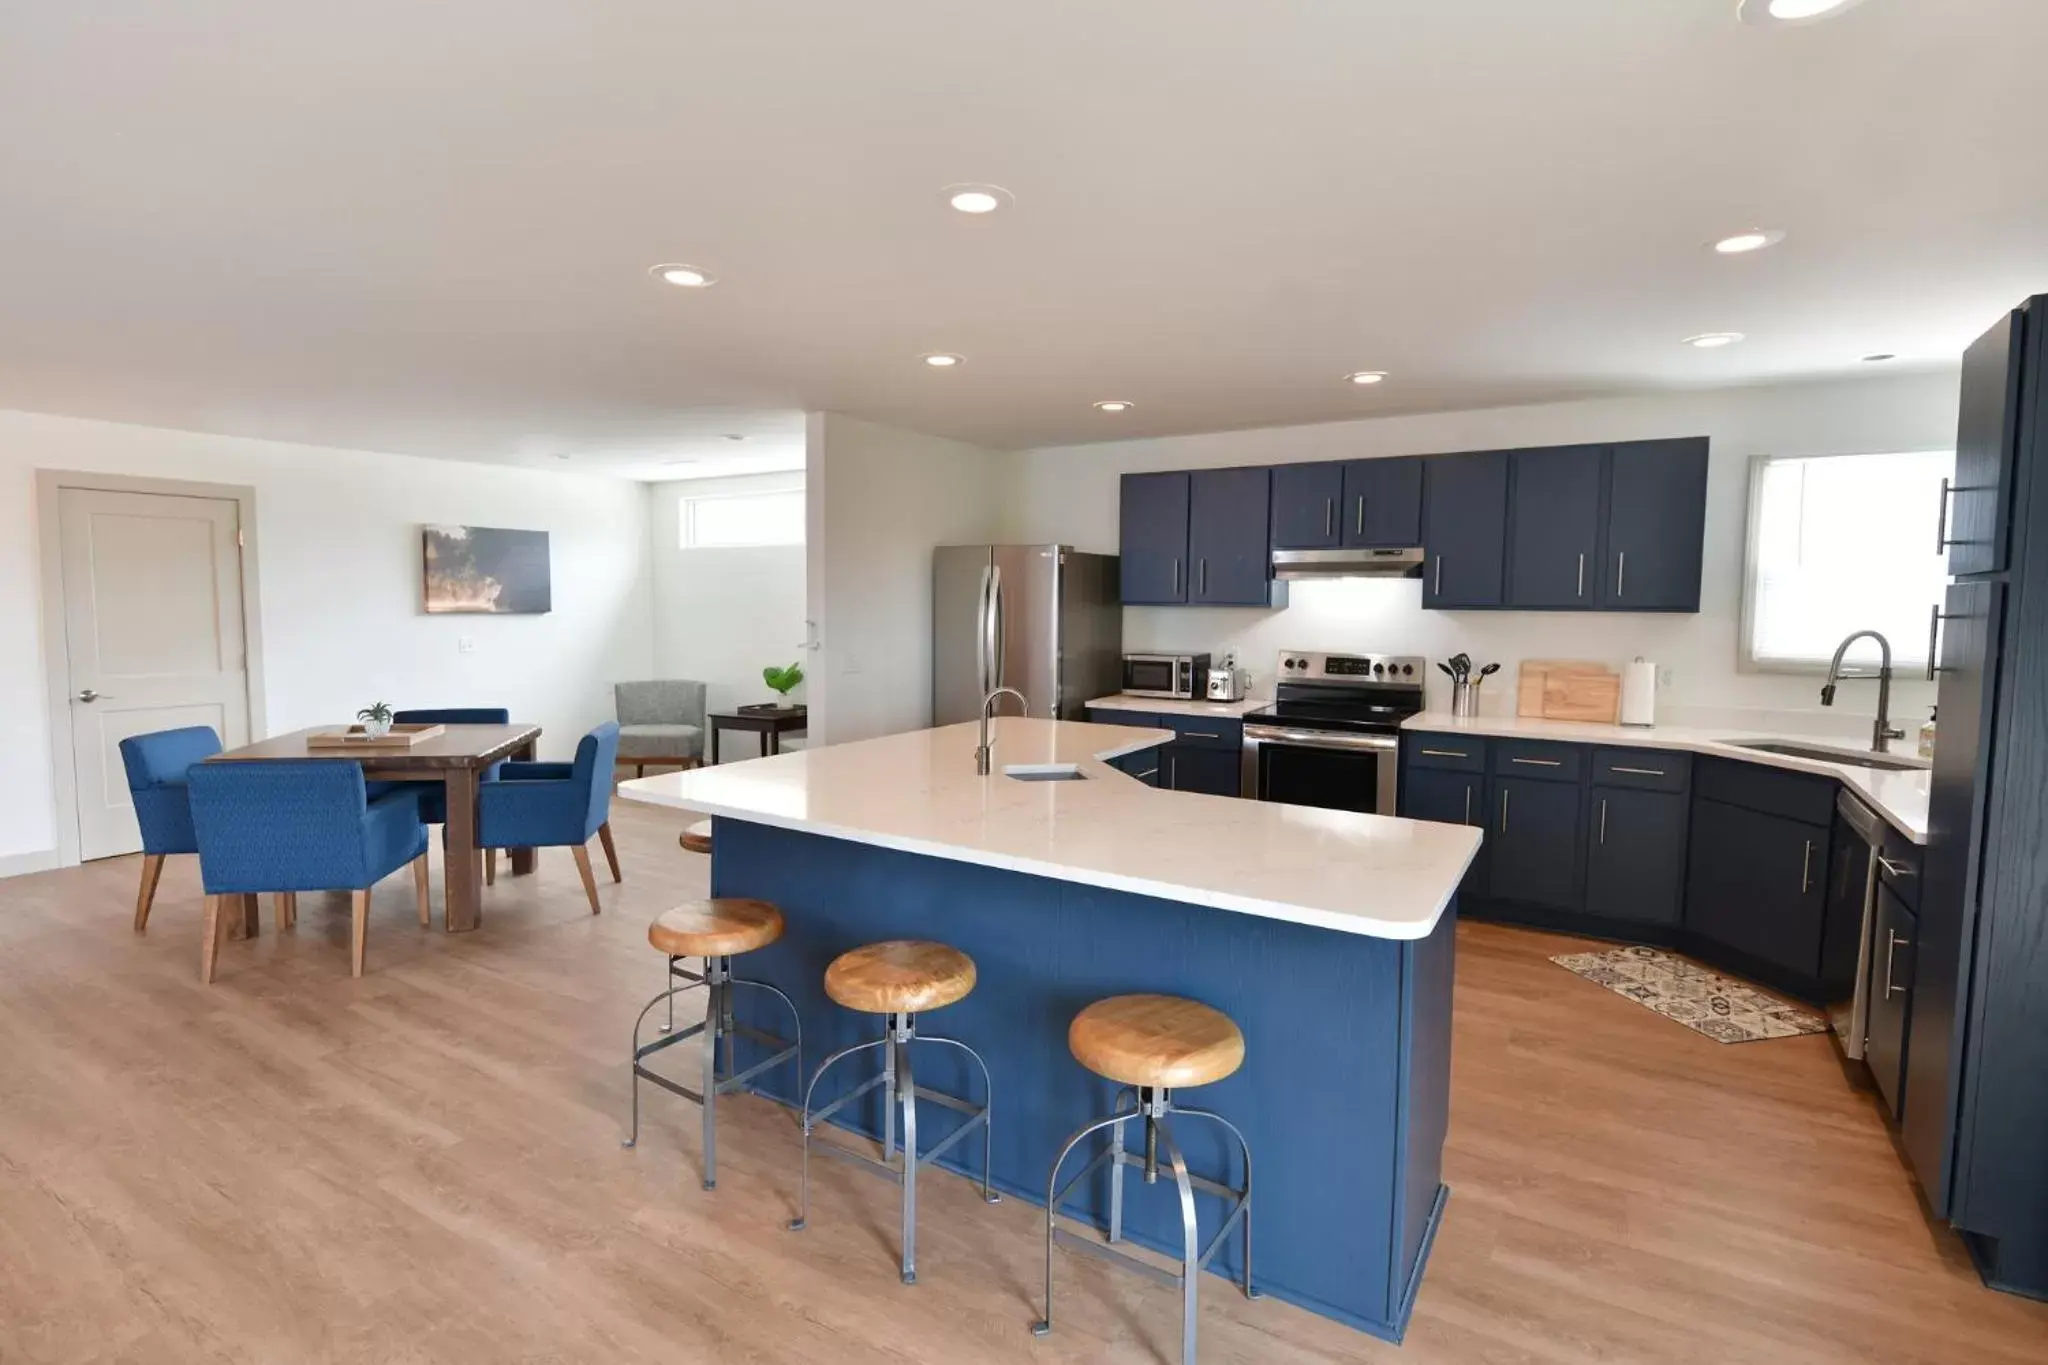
[458,636,475,655]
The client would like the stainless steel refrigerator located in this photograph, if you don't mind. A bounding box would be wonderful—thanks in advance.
[933,545,1121,724]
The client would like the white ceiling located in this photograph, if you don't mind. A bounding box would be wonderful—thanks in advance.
[2,1,2042,476]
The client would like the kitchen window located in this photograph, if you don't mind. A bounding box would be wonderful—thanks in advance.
[1741,450,1954,671]
[678,489,805,548]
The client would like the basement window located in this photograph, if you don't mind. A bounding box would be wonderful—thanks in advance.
[678,490,805,548]
[1741,450,1954,672]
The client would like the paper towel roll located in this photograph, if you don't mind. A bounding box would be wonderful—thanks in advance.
[1620,658,1657,727]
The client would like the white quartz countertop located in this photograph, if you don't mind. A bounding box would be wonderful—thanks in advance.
[1402,712,1931,844]
[1084,693,1270,719]
[618,718,1480,940]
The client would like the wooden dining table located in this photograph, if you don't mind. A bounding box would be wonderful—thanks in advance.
[206,723,541,934]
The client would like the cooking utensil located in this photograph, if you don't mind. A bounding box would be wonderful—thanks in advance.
[1437,662,1456,679]
[1478,662,1500,679]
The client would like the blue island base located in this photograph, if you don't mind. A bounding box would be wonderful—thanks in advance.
[709,819,1456,1343]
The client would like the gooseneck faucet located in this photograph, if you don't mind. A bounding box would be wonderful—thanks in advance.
[975,687,1029,776]
[1820,630,1906,753]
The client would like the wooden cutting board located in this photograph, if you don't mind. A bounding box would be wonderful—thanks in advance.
[1516,660,1622,724]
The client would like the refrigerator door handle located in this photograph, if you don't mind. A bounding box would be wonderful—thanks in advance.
[976,563,994,695]
[989,563,1007,693]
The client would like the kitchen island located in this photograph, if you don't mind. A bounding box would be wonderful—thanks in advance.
[618,717,1480,1342]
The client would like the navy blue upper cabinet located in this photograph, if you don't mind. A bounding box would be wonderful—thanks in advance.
[1187,467,1277,605]
[1269,462,1344,550]
[1421,452,1509,608]
[1118,471,1190,604]
[1342,457,1423,547]
[1505,445,1606,608]
[1599,438,1708,611]
[1945,306,2024,577]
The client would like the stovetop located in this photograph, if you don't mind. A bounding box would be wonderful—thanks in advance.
[1245,652,1428,734]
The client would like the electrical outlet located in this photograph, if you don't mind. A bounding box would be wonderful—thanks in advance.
[1657,665,1673,687]
[458,636,475,655]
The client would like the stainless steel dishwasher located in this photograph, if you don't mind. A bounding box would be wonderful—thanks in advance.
[1826,789,1885,1059]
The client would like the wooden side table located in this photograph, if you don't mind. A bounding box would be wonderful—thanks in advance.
[708,706,808,764]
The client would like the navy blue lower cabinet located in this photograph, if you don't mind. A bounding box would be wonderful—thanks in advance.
[1583,786,1688,926]
[1865,883,1917,1119]
[1114,750,1163,786]
[1165,743,1241,797]
[1487,777,1583,910]
[1683,797,1830,998]
[712,819,1456,1343]
[1401,766,1487,894]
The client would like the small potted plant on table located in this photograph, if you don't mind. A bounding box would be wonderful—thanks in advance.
[356,700,396,738]
[741,663,805,715]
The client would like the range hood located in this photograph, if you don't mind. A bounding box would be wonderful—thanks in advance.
[1270,547,1425,580]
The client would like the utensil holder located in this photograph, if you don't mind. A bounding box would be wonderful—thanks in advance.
[1452,678,1483,718]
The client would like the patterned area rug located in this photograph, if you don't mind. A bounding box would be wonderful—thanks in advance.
[1549,945,1829,1044]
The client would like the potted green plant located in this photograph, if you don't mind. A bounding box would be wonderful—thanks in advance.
[762,663,804,706]
[356,700,395,739]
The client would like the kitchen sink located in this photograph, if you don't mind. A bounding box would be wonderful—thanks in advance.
[1004,763,1089,782]
[1726,740,1926,772]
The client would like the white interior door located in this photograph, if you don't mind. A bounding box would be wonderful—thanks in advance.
[59,488,251,860]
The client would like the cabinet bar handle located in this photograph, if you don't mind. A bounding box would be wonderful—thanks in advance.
[1183,730,1221,739]
[1608,765,1666,776]
[1134,768,1159,780]
[1877,853,1915,878]
[1800,838,1814,893]
[1577,552,1586,597]
[1935,477,1952,553]
[1325,499,1335,537]
[1599,797,1607,845]
[1511,757,1563,767]
[1499,788,1508,832]
[1434,555,1443,595]
[1616,551,1626,597]
[1169,753,1177,788]
[1172,558,1181,595]
[1883,930,1906,998]
[1198,559,1208,595]
[1356,495,1366,536]
[1420,748,1468,758]
[1464,784,1472,824]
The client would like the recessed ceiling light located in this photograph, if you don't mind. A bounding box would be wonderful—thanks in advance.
[1093,400,1134,413]
[723,433,747,442]
[649,263,717,288]
[553,453,573,461]
[1739,0,1867,25]
[920,352,964,368]
[943,183,1013,215]
[1712,229,1786,254]
[1344,371,1388,386]
[1684,332,1746,348]
[1862,353,1898,363]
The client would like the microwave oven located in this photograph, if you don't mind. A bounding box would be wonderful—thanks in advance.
[1121,652,1211,701]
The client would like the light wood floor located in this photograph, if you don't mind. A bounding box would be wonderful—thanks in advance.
[3,801,2044,1364]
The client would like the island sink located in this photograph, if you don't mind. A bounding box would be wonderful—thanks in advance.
[1002,762,1088,782]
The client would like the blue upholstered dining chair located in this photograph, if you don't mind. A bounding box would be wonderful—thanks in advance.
[476,721,623,915]
[117,726,223,934]
[187,760,431,982]
[378,706,512,823]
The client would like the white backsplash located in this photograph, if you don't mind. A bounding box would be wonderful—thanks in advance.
[1127,578,1937,741]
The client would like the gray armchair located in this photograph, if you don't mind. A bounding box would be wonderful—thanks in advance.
[613,680,707,777]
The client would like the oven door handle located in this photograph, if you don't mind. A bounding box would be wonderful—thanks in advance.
[1242,725,1399,753]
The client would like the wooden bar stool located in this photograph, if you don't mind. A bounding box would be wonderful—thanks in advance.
[623,898,802,1191]
[1033,994,1257,1364]
[678,819,713,855]
[789,939,1000,1284]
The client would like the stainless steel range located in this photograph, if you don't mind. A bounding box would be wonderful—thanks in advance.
[1242,651,1428,814]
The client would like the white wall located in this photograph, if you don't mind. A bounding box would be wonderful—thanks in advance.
[1000,371,1963,735]
[646,471,809,717]
[1,408,654,867]
[806,413,1003,744]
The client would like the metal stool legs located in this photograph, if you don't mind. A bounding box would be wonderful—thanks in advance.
[1032,1086,1255,1365]
[787,1010,1000,1284]
[623,953,802,1191]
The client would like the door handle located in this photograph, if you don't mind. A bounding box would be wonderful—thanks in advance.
[1463,784,1471,824]
[75,689,106,703]
[1926,602,1959,681]
[1419,748,1468,758]
[1171,557,1181,596]
[1355,495,1365,536]
[1433,555,1443,595]
[1800,838,1814,894]
[1325,499,1335,538]
[1577,552,1586,597]
[1499,788,1508,832]
[1936,477,1953,553]
[1877,854,1915,878]
[1882,930,1907,998]
[1599,797,1607,845]
[1616,551,1626,597]
[1510,757,1563,767]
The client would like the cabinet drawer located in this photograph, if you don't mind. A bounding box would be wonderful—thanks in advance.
[1166,716,1243,751]
[1591,747,1691,792]
[1491,739,1583,782]
[1695,757,1836,827]
[1406,734,1486,772]
[1877,827,1923,911]
[1088,708,1159,729]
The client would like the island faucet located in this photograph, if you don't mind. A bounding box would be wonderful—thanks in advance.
[1820,630,1907,754]
[975,687,1029,775]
